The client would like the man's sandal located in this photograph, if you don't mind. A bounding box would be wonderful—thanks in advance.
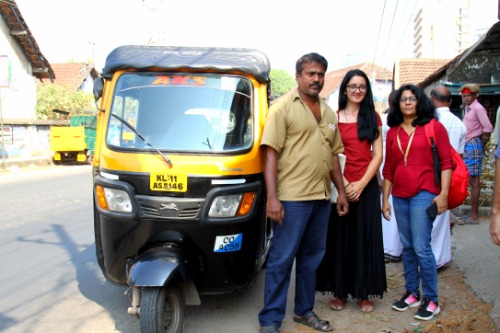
[259,325,280,333]
[293,311,334,332]
[329,297,346,311]
[457,217,480,225]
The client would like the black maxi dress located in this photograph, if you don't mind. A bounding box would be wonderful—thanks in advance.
[316,120,387,300]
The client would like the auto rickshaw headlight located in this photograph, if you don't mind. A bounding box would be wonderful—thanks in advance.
[208,194,242,217]
[208,192,256,217]
[96,185,133,213]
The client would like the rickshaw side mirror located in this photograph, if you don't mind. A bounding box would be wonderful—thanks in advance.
[93,77,105,112]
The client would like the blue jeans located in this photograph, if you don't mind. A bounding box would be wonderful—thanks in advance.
[392,191,438,302]
[258,200,331,328]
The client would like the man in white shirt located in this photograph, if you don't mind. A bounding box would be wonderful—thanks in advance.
[490,105,500,149]
[430,85,467,268]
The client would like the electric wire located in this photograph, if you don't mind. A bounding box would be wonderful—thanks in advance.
[372,0,422,72]
[379,0,401,68]
[371,0,388,73]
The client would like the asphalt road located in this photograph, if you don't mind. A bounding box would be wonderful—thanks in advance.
[0,165,138,332]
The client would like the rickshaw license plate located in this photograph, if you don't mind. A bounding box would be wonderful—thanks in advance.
[150,173,187,192]
[214,233,242,252]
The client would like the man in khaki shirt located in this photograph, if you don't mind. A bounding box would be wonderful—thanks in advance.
[258,53,348,333]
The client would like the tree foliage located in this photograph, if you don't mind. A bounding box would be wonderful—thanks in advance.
[270,69,296,100]
[36,83,96,119]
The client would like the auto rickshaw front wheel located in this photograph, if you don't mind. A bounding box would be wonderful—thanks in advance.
[140,287,184,333]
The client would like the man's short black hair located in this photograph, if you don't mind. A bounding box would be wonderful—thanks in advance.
[295,53,328,75]
[430,87,452,103]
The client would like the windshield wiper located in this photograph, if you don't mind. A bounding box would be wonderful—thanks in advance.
[110,113,173,168]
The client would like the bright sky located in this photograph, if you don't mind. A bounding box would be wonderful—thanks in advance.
[15,0,499,75]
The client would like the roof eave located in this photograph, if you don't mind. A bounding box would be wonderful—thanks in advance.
[0,1,55,81]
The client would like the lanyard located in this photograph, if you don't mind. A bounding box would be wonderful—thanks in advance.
[397,125,416,167]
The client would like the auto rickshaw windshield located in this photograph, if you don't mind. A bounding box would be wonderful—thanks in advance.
[106,72,254,153]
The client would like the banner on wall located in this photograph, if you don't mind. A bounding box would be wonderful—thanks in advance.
[0,56,12,88]
[0,126,13,144]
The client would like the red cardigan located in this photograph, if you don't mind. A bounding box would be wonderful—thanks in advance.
[382,121,453,198]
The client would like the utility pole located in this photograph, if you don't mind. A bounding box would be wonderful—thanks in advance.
[0,55,10,171]
[0,90,5,170]
[89,42,95,65]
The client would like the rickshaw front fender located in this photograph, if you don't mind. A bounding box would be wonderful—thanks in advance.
[127,248,201,305]
[127,248,191,287]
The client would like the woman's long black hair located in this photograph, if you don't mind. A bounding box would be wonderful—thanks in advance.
[338,69,379,143]
[387,84,436,128]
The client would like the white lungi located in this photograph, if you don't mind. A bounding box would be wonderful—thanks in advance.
[382,195,403,257]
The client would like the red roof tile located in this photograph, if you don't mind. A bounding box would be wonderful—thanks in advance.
[394,58,450,88]
[320,62,393,98]
[40,63,98,90]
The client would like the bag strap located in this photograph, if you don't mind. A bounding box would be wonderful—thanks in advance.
[424,119,441,186]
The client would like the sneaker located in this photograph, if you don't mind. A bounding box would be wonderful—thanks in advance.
[392,291,421,311]
[414,299,441,320]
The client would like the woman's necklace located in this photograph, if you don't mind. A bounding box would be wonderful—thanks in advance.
[397,125,416,167]
[343,110,358,123]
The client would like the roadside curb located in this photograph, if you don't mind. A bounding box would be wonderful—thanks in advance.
[0,156,53,173]
[452,204,491,217]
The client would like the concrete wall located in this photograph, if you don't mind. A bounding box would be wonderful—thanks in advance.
[0,15,37,119]
[0,123,51,159]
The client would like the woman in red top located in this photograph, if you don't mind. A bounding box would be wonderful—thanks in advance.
[316,69,386,313]
[382,84,453,321]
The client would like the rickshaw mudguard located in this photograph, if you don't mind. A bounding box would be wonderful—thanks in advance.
[127,248,190,287]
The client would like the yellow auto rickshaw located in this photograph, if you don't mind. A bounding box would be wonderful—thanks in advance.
[92,45,272,333]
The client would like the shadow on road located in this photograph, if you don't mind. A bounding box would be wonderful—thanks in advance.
[51,223,141,332]
[15,221,266,332]
[15,223,140,332]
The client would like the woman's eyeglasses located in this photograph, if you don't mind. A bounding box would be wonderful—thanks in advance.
[347,84,367,93]
[400,96,417,103]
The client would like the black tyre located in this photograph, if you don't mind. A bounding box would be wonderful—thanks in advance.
[140,287,184,333]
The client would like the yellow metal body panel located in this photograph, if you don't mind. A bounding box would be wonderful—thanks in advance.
[50,127,86,152]
[97,144,263,176]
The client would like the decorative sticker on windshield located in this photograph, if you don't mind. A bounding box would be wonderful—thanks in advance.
[151,75,207,86]
[150,173,187,192]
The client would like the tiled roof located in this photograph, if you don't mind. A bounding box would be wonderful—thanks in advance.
[418,21,500,87]
[320,62,393,98]
[40,63,98,90]
[0,0,54,80]
[394,58,450,88]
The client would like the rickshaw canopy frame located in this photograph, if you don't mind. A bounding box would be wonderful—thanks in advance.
[101,45,271,84]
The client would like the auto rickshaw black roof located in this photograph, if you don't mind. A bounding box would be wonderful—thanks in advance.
[101,45,271,83]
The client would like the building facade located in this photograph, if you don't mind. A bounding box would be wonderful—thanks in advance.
[413,0,474,59]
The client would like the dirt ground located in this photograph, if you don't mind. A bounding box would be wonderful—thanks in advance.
[278,258,498,333]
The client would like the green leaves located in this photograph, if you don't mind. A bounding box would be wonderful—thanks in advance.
[36,83,96,119]
[270,69,296,100]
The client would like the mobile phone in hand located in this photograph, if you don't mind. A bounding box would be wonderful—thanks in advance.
[426,202,438,221]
